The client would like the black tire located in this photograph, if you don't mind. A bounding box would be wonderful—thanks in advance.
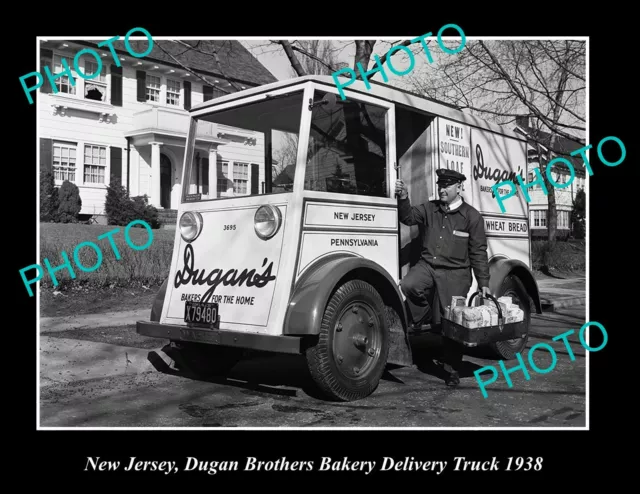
[488,275,533,359]
[305,280,389,402]
[169,341,243,378]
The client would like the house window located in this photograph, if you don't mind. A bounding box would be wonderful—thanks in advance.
[146,75,161,102]
[166,79,180,106]
[53,141,77,182]
[53,55,76,95]
[233,162,249,195]
[84,60,107,102]
[558,210,569,229]
[84,144,107,184]
[533,210,547,227]
[217,160,229,193]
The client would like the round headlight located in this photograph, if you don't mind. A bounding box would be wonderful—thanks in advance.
[254,205,282,240]
[179,211,203,242]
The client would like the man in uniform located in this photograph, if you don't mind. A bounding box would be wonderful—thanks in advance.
[395,168,491,387]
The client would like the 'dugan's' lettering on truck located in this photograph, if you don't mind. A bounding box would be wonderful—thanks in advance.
[174,243,276,305]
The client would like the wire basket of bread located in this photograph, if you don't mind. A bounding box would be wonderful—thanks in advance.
[440,291,527,347]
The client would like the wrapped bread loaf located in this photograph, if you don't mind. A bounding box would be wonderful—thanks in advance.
[461,307,483,328]
[451,296,466,307]
[498,296,512,305]
[506,307,524,323]
[452,306,465,325]
[477,306,492,327]
[484,299,508,316]
[484,305,499,326]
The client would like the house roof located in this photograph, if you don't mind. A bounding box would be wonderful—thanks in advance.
[273,164,295,185]
[70,39,278,88]
[516,124,586,176]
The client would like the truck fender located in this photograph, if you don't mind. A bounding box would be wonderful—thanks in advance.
[284,253,408,335]
[489,258,542,314]
[283,254,412,366]
[150,277,169,322]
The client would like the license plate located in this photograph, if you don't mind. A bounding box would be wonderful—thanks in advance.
[184,301,219,328]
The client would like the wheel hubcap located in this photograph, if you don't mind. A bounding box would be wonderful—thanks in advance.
[332,302,380,379]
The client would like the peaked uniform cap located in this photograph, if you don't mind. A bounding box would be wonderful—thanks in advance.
[436,168,466,185]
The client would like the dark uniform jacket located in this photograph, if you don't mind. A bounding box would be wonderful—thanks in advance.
[398,197,491,287]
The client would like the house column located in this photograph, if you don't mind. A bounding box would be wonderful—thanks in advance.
[149,141,163,208]
[208,146,218,198]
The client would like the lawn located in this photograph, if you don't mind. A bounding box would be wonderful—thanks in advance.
[38,222,176,289]
[38,222,176,316]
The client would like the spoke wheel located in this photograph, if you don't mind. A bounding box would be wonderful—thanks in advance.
[306,280,389,402]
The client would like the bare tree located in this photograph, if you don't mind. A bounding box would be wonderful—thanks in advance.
[249,37,441,79]
[405,39,586,243]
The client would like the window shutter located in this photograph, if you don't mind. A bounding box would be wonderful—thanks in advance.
[136,70,146,102]
[251,163,259,194]
[202,157,209,193]
[203,85,213,101]
[40,49,53,94]
[184,80,191,110]
[110,147,122,185]
[40,138,52,173]
[111,65,123,106]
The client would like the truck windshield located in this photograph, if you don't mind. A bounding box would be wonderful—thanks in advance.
[183,90,304,202]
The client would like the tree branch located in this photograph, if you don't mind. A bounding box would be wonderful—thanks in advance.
[287,42,339,73]
[274,40,307,76]
[477,41,584,144]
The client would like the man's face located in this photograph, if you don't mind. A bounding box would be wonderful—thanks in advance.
[438,181,460,204]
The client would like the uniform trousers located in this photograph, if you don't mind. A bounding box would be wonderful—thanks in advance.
[400,258,472,372]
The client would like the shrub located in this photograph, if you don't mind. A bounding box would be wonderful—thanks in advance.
[105,176,160,229]
[57,180,82,223]
[40,170,59,222]
[104,179,131,226]
[571,188,586,240]
[532,240,585,272]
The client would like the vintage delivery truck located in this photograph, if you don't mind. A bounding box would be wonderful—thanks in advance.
[136,74,540,402]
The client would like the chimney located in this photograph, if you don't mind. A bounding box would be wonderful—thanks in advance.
[516,115,530,128]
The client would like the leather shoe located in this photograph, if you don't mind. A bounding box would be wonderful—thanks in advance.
[445,371,460,387]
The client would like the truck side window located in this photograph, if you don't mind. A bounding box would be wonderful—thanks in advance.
[304,91,387,198]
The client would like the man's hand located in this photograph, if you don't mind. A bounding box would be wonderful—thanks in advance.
[481,286,491,298]
[395,180,408,199]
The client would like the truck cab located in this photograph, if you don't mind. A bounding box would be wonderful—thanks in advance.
[136,75,541,402]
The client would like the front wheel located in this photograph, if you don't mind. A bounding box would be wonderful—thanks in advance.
[305,280,389,402]
[488,275,533,359]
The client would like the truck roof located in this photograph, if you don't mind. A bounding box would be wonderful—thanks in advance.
[190,74,526,142]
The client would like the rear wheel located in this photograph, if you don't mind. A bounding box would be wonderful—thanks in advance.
[169,341,243,378]
[488,275,533,359]
[306,280,389,402]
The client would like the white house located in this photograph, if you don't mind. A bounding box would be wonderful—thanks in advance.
[514,117,586,239]
[37,38,278,224]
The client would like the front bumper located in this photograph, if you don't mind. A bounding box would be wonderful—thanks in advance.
[136,321,304,354]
